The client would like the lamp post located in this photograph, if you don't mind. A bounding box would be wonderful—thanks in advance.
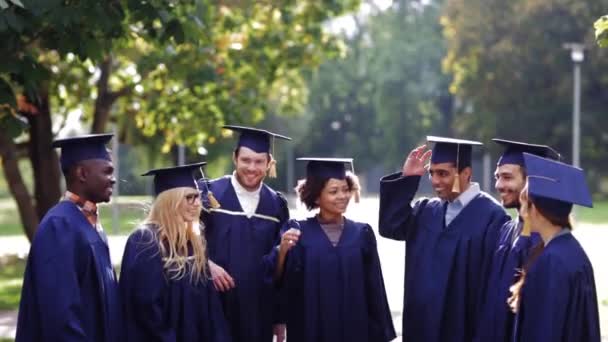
[562,43,585,168]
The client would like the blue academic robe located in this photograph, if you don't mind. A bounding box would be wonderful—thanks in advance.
[275,217,396,342]
[15,201,121,342]
[514,232,600,342]
[199,176,289,342]
[378,173,509,342]
[120,227,231,342]
[474,218,541,342]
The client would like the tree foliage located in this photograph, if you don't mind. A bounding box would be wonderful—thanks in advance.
[0,0,359,239]
[442,0,608,190]
[299,0,452,178]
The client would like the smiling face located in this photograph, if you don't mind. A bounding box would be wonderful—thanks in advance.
[233,146,270,191]
[79,158,116,203]
[428,162,459,200]
[495,164,526,209]
[316,178,351,217]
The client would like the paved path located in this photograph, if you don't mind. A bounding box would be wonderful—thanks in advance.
[1,197,607,341]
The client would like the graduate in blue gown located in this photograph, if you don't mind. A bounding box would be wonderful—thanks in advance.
[509,153,600,342]
[16,134,121,342]
[378,136,510,342]
[198,126,291,342]
[120,162,230,341]
[474,139,560,342]
[273,158,395,342]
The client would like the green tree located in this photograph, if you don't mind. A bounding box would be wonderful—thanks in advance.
[443,0,608,192]
[299,0,451,179]
[0,0,358,240]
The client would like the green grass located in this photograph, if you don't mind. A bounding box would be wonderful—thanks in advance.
[0,255,25,311]
[0,196,152,236]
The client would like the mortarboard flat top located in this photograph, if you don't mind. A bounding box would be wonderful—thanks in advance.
[223,125,291,154]
[493,138,560,166]
[297,157,353,180]
[426,136,482,167]
[524,153,593,210]
[52,133,113,171]
[142,162,206,196]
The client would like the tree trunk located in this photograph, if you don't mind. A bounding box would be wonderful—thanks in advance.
[92,56,131,134]
[0,134,39,241]
[26,88,62,222]
[92,56,113,134]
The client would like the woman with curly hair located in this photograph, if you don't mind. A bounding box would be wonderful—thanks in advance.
[508,153,599,342]
[120,163,230,341]
[272,158,395,342]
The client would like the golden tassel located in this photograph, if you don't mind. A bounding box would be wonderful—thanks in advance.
[354,188,361,203]
[451,173,461,194]
[268,157,277,178]
[521,219,531,237]
[207,192,221,209]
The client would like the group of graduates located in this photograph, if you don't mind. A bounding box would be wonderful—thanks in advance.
[13,124,600,342]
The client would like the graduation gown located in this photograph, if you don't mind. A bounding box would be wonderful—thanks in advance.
[474,219,541,342]
[515,231,600,342]
[199,176,289,342]
[120,227,231,342]
[15,201,120,342]
[378,173,509,342]
[276,217,396,342]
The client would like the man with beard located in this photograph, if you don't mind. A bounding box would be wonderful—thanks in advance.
[199,125,291,342]
[378,136,510,342]
[474,139,560,342]
[16,134,121,342]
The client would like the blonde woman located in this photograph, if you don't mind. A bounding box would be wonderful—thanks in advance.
[120,163,230,341]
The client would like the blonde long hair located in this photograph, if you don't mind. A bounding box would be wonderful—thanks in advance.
[145,187,207,283]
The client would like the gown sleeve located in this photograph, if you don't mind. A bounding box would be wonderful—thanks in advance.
[379,173,429,241]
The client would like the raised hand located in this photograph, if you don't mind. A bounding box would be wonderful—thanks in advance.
[402,145,432,176]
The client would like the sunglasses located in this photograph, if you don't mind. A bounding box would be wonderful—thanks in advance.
[184,193,200,204]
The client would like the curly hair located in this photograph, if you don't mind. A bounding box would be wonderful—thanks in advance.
[295,171,360,210]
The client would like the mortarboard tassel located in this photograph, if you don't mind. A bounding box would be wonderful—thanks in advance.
[268,155,277,178]
[199,166,221,208]
[354,188,361,203]
[351,171,361,203]
[451,144,461,194]
[521,219,531,237]
[207,191,221,209]
[451,173,461,194]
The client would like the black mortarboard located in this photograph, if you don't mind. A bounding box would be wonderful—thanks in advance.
[494,139,560,166]
[52,133,113,171]
[223,125,291,154]
[142,162,205,196]
[297,157,354,180]
[427,136,482,168]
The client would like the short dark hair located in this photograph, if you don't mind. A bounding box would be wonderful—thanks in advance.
[233,147,271,162]
[296,173,356,211]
